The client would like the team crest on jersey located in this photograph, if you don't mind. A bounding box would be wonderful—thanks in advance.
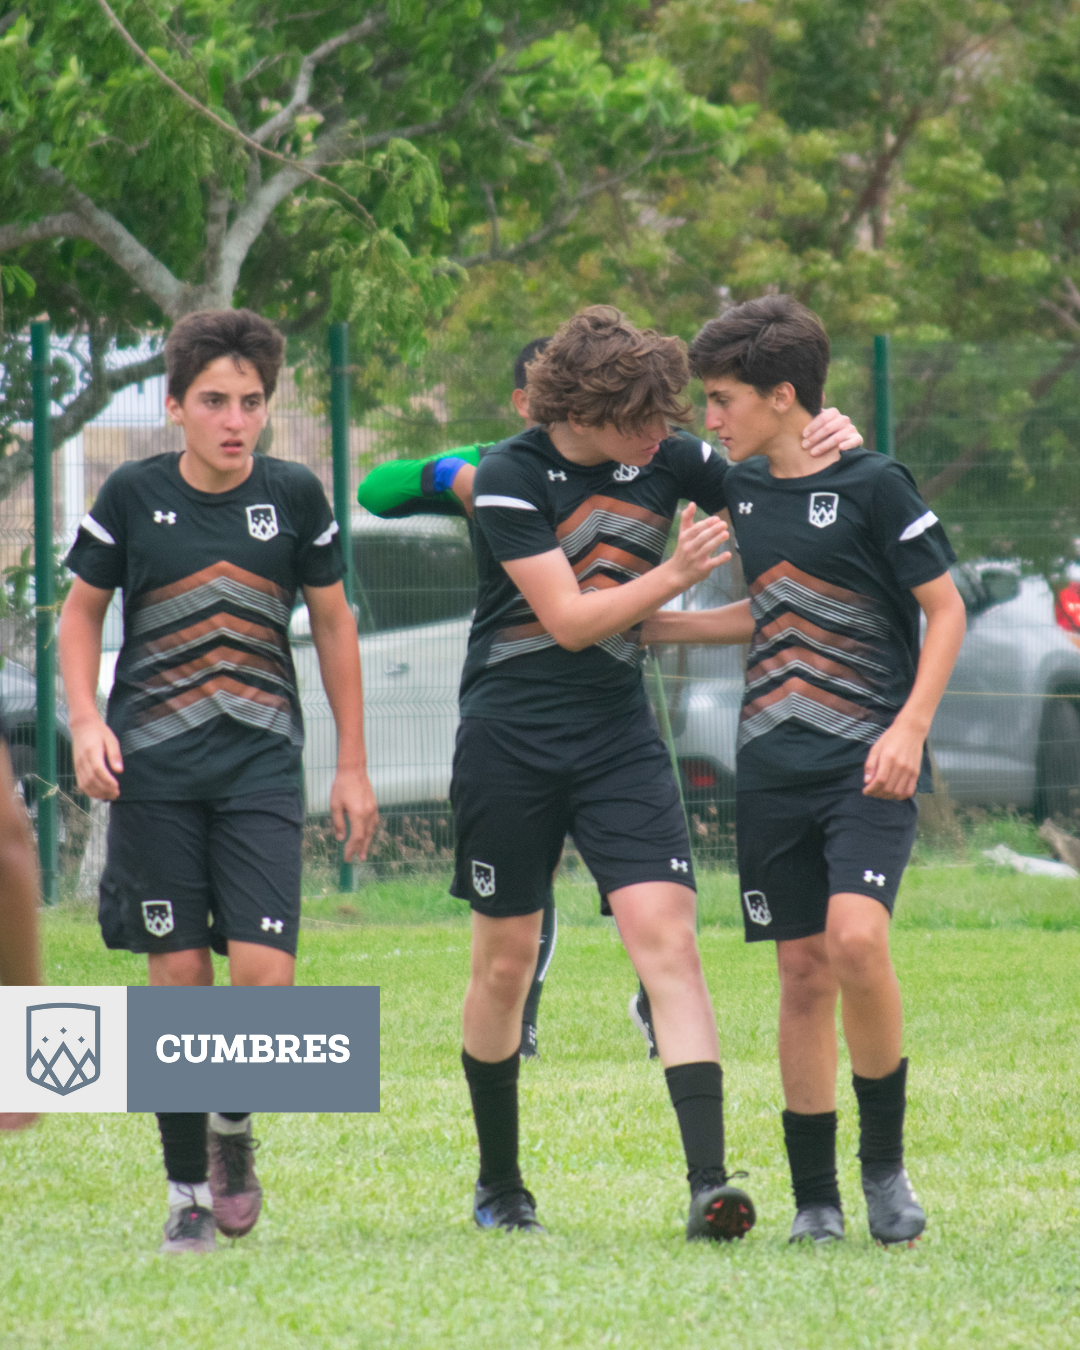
[742,890,772,926]
[26,1003,100,1096]
[246,504,279,541]
[142,900,175,937]
[808,493,839,529]
[612,464,640,483]
[471,861,496,899]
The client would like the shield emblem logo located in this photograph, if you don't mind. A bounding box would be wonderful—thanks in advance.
[26,1004,101,1095]
[612,464,640,483]
[142,899,174,937]
[808,493,839,529]
[742,890,772,926]
[246,504,279,541]
[471,860,496,900]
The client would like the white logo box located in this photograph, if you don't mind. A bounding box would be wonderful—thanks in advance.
[0,986,128,1112]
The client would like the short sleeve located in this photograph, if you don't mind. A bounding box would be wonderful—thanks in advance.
[295,470,347,588]
[64,469,127,591]
[472,453,559,562]
[872,460,957,590]
[664,430,731,514]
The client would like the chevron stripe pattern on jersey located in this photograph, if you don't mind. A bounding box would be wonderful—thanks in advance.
[739,560,895,748]
[486,495,672,668]
[120,560,301,753]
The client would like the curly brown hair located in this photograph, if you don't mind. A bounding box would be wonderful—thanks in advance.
[165,308,285,405]
[525,306,693,432]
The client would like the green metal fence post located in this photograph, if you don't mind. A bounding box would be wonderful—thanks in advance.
[31,320,58,905]
[873,334,894,456]
[329,323,356,892]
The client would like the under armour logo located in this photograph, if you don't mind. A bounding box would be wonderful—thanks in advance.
[738,502,752,514]
[548,470,567,482]
[670,858,689,873]
[260,917,284,934]
[153,510,177,525]
[863,870,886,888]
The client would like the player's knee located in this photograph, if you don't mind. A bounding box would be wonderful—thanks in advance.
[478,949,535,1006]
[156,948,212,984]
[638,920,700,981]
[777,944,833,1009]
[826,924,888,984]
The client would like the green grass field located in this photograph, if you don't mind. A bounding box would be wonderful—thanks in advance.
[4,865,1080,1348]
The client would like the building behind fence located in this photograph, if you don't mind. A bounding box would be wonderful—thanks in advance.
[2,333,1079,895]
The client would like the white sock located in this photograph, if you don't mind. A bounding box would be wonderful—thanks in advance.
[209,1112,250,1135]
[168,1180,211,1211]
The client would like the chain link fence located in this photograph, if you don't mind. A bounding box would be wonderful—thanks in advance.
[3,333,1079,897]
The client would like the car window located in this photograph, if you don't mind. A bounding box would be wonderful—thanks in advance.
[352,532,478,633]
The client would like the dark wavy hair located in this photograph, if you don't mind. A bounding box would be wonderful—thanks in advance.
[688,295,829,415]
[165,308,285,404]
[525,306,692,432]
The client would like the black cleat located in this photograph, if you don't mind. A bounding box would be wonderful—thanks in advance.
[159,1191,217,1254]
[519,1021,539,1059]
[473,1182,545,1233]
[789,1204,845,1244]
[862,1165,926,1245]
[628,987,659,1060]
[686,1171,756,1242]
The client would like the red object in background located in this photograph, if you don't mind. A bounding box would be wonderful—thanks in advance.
[680,758,719,791]
[1056,581,1080,633]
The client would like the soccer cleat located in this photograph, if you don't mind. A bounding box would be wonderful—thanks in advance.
[208,1118,263,1238]
[862,1165,926,1245]
[473,1182,545,1233]
[628,986,659,1060]
[789,1203,845,1244]
[686,1171,756,1242]
[519,1021,539,1059]
[160,1191,217,1254]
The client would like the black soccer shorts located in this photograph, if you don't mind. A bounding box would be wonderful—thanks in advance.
[735,768,918,944]
[450,713,695,918]
[98,791,303,956]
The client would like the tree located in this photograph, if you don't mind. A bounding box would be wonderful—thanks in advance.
[0,0,745,492]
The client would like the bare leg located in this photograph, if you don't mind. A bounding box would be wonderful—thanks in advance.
[463,910,543,1062]
[776,934,840,1113]
[825,893,901,1079]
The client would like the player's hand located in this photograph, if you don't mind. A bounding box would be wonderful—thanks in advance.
[0,1113,39,1131]
[863,720,923,800]
[330,766,380,863]
[803,407,863,456]
[668,502,731,590]
[71,716,123,801]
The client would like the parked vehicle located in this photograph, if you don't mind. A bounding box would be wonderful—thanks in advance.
[0,657,77,810]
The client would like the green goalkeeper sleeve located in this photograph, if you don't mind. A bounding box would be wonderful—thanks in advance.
[357,444,485,519]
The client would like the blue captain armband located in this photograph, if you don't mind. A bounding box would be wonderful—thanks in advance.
[431,457,469,495]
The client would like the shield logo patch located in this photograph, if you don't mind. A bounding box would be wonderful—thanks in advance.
[808,493,839,529]
[742,890,772,926]
[471,861,496,900]
[246,504,279,541]
[142,899,174,937]
[612,464,640,483]
[26,1003,101,1095]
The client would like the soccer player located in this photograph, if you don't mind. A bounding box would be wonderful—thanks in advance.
[0,734,43,1133]
[58,309,378,1253]
[452,305,863,1240]
[642,295,966,1245]
[358,339,559,1057]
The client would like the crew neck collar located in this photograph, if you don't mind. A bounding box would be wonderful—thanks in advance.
[168,451,263,501]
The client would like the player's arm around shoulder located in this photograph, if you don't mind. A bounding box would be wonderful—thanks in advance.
[640,598,754,646]
[357,445,482,519]
[304,582,379,862]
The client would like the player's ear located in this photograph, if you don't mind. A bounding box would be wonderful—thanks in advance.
[769,382,797,414]
[164,395,184,425]
[510,388,530,421]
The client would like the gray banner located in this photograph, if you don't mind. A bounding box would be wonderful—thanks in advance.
[126,986,379,1112]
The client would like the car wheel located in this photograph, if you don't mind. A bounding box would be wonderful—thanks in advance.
[1036,698,1080,822]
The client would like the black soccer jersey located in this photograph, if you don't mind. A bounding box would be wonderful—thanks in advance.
[725,449,956,792]
[463,425,727,725]
[64,452,345,801]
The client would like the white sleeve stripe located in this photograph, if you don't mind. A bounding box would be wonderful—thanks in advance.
[474,495,539,511]
[701,440,713,461]
[899,509,938,542]
[312,520,340,547]
[80,513,116,546]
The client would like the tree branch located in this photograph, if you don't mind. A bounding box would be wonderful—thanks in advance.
[0,213,86,251]
[250,13,386,146]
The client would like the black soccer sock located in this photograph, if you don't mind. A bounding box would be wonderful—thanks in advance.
[156,1112,209,1184]
[521,900,557,1031]
[852,1057,908,1179]
[462,1049,523,1190]
[664,1061,725,1194]
[217,1113,250,1123]
[782,1109,841,1210]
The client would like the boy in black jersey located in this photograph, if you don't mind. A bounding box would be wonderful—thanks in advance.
[644,296,966,1245]
[59,309,378,1254]
[454,305,864,1240]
